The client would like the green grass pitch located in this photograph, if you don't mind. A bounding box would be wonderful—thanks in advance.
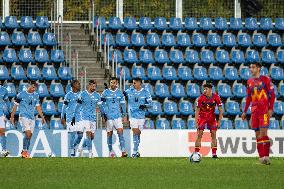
[0,158,283,189]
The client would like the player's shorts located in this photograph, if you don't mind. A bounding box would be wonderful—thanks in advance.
[0,116,6,129]
[76,120,96,133]
[197,118,217,131]
[66,122,77,132]
[106,118,123,132]
[19,117,35,133]
[251,113,269,131]
[129,118,145,131]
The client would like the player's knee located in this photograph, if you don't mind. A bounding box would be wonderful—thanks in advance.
[107,131,113,136]
[77,132,83,139]
[117,129,123,135]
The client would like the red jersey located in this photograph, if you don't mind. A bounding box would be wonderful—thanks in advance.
[197,93,222,120]
[244,75,275,114]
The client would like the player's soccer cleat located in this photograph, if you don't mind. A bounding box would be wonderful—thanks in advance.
[77,149,83,157]
[21,150,30,158]
[70,149,76,157]
[132,152,140,158]
[109,151,116,158]
[212,155,218,159]
[121,152,128,158]
[259,157,267,165]
[88,152,93,158]
[1,150,10,157]
[264,156,271,165]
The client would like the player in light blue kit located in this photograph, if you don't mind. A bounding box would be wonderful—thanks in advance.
[61,80,81,157]
[124,77,152,158]
[10,81,46,158]
[75,80,103,158]
[0,83,9,157]
[101,77,128,158]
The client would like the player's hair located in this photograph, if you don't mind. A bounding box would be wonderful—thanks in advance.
[28,80,38,87]
[250,62,262,68]
[133,77,142,83]
[203,82,213,89]
[88,79,96,85]
[71,80,79,87]
[110,77,118,82]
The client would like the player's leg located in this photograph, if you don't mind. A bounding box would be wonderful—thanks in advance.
[251,114,266,163]
[259,113,270,165]
[194,119,205,153]
[106,120,115,157]
[114,118,127,157]
[21,118,34,158]
[0,116,9,157]
[85,121,95,158]
[67,122,76,157]
[210,130,218,158]
[131,118,143,158]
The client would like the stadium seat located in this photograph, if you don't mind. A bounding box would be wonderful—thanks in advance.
[109,17,123,30]
[177,33,191,47]
[124,17,137,30]
[185,48,200,64]
[154,17,168,31]
[19,48,34,63]
[0,31,12,46]
[240,64,251,80]
[235,117,249,129]
[155,81,170,98]
[220,118,233,129]
[102,33,115,46]
[156,118,170,129]
[144,119,155,129]
[27,64,41,80]
[131,65,147,80]
[217,81,232,98]
[148,100,163,115]
[216,49,230,64]
[224,64,239,80]
[116,66,131,80]
[200,17,214,30]
[279,81,284,97]
[4,16,19,29]
[277,48,284,64]
[11,64,26,80]
[155,49,169,64]
[269,118,280,129]
[192,32,206,47]
[193,64,208,80]
[186,82,201,98]
[147,64,163,80]
[93,16,107,29]
[139,48,153,64]
[27,31,42,46]
[42,99,57,116]
[185,17,198,30]
[35,118,48,130]
[222,32,237,47]
[177,64,193,81]
[229,18,243,30]
[252,33,267,47]
[232,81,246,98]
[146,32,160,47]
[200,48,215,64]
[275,18,284,30]
[0,65,11,80]
[169,17,183,31]
[50,81,65,98]
[51,50,65,63]
[215,17,228,30]
[260,66,269,76]
[270,65,284,80]
[50,117,64,130]
[262,49,276,64]
[20,16,34,30]
[116,32,130,47]
[171,117,186,129]
[245,18,258,30]
[260,18,273,30]
[37,82,49,97]
[268,32,282,47]
[65,84,72,94]
[179,99,194,116]
[131,32,145,47]
[187,117,196,129]
[281,116,284,129]
[58,67,73,80]
[35,49,49,63]
[3,48,18,63]
[36,16,50,29]
[225,99,241,115]
[139,17,153,30]
[246,48,260,63]
[143,83,155,97]
[170,49,184,64]
[209,64,224,81]
[109,49,123,63]
[237,32,252,47]
[42,64,58,80]
[162,33,176,47]
[43,32,57,46]
[208,32,222,47]
[124,48,138,63]
[0,17,4,29]
[163,98,178,115]
[274,100,284,115]
[171,81,186,98]
[18,81,29,93]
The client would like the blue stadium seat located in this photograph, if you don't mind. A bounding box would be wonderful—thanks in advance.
[93,17,107,30]
[172,118,186,129]
[179,99,194,116]
[208,33,222,47]
[177,33,191,47]
[162,64,178,80]
[27,64,41,80]
[215,17,228,30]
[171,81,186,98]
[11,31,27,46]
[269,118,280,129]
[0,31,12,46]
[27,31,42,46]
[241,98,251,114]
[19,49,34,63]
[277,48,284,64]
[11,64,26,80]
[57,99,64,114]
[245,18,258,30]
[131,65,147,80]
[109,49,123,63]
[163,98,178,115]
[37,82,49,97]
[124,17,137,30]
[282,117,284,129]
[279,81,284,97]
[155,81,170,98]
[238,32,252,47]
[109,17,123,30]
[268,33,282,47]
[139,17,153,30]
[143,83,155,97]
[0,65,10,80]
[18,81,29,93]
[223,32,237,47]
[224,64,239,80]
[58,67,73,80]
[260,18,273,30]
[131,32,145,47]
[270,65,284,80]
[20,16,34,29]
[42,64,58,80]
[186,82,201,98]
[226,99,241,115]
[232,81,246,98]
[147,64,162,80]
[209,64,224,81]
[144,119,155,129]
[193,64,208,80]
[50,81,65,98]
[169,17,183,30]
[185,17,198,30]
[43,32,57,46]
[230,18,243,30]
[154,17,168,31]
[65,84,72,94]
[51,50,65,63]
[102,33,115,46]
[146,32,160,47]
[139,48,153,64]
[235,117,249,129]
[35,49,49,63]
[156,118,170,129]
[200,17,214,30]
[148,100,163,116]
[155,49,169,64]
[192,32,206,47]
[246,48,260,63]
[162,33,176,47]
[124,48,138,63]
[3,48,18,63]
[231,48,245,64]
[262,49,276,64]
[4,16,19,29]
[170,49,184,64]
[216,49,230,64]
[217,82,232,98]
[177,65,193,81]
[35,118,48,130]
[4,82,16,98]
[116,66,131,80]
[200,48,215,64]
[260,66,269,76]
[252,33,267,47]
[186,118,195,129]
[274,100,284,115]
[185,48,200,64]
[220,118,233,129]
[275,18,284,30]
[42,99,56,116]
[50,117,64,130]
[36,16,50,29]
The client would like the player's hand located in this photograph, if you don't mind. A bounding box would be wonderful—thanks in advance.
[268,109,273,118]
[10,116,15,125]
[195,120,198,129]
[61,118,66,126]
[71,117,76,126]
[217,120,221,129]
[241,113,246,120]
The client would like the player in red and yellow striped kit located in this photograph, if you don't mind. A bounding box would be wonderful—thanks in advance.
[241,62,275,165]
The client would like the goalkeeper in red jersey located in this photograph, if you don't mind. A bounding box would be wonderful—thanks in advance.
[241,62,275,165]
[194,83,223,158]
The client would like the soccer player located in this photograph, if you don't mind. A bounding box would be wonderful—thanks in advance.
[76,80,103,158]
[61,80,81,157]
[241,62,275,165]
[0,83,9,157]
[194,83,223,158]
[124,77,152,158]
[10,81,46,158]
[101,77,128,158]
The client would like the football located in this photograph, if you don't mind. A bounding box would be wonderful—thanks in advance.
[189,152,201,163]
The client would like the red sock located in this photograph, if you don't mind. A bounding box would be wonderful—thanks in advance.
[212,147,217,155]
[262,136,270,157]
[256,138,264,158]
[195,147,200,152]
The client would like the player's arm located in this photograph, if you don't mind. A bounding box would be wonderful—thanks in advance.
[216,95,223,129]
[241,83,252,120]
[99,92,107,120]
[266,78,275,117]
[139,91,152,110]
[194,107,200,128]
[10,94,21,125]
[120,91,127,122]
[36,105,46,124]
[61,95,69,125]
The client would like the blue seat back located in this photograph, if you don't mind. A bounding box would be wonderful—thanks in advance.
[223,33,236,47]
[179,101,194,115]
[216,49,230,63]
[177,33,191,47]
[124,49,137,63]
[50,83,65,98]
[35,49,49,63]
[154,17,168,30]
[172,119,186,129]
[27,32,42,46]
[156,119,170,129]
[124,17,137,30]
[139,17,153,30]
[19,49,33,63]
[20,16,34,29]
[185,49,200,63]
[131,33,145,47]
[36,16,50,29]
[155,83,170,98]
[109,17,123,30]
[27,65,41,80]
[186,83,200,98]
[169,17,182,30]
[139,49,153,63]
[215,17,228,30]
[185,17,198,30]
[178,66,193,80]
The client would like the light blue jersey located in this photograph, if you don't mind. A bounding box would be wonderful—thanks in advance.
[0,86,8,116]
[61,91,81,123]
[101,88,126,120]
[124,87,152,119]
[77,90,103,122]
[15,91,40,120]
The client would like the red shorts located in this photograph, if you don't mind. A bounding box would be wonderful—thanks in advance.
[251,113,269,131]
[197,118,217,131]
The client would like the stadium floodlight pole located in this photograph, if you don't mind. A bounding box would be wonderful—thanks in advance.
[50,8,53,32]
[99,23,102,52]
[72,51,76,78]
[60,15,63,49]
[107,39,110,69]
[57,16,60,50]
[91,1,95,36]
[53,0,56,33]
[69,34,72,68]
[96,18,99,48]
[104,35,106,65]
